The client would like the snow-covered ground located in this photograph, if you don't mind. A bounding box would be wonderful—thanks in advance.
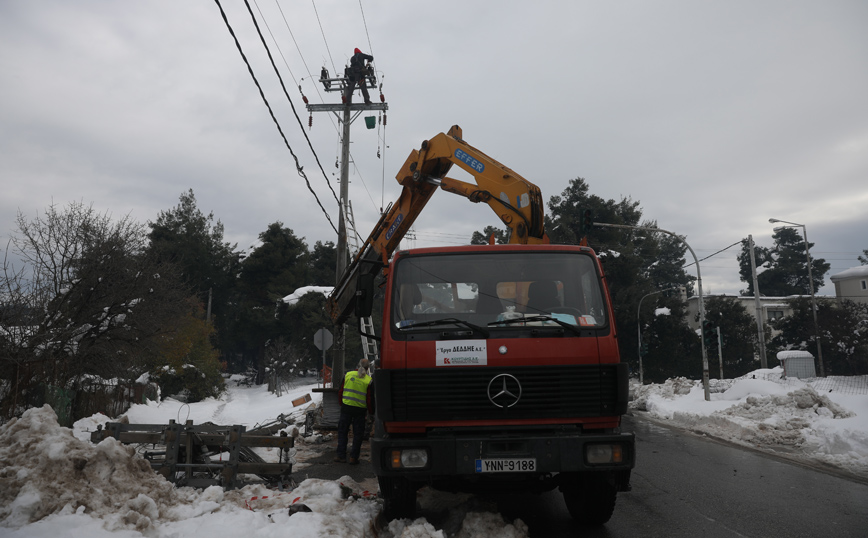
[2,368,866,537]
[631,367,868,478]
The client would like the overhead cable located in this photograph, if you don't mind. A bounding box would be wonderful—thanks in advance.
[213,0,338,235]
[310,0,338,77]
[358,0,375,71]
[241,0,340,206]
[683,241,742,268]
[251,0,299,87]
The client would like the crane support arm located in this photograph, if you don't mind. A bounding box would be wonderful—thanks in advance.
[326,125,549,324]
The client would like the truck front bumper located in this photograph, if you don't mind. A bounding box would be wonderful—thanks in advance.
[372,429,635,485]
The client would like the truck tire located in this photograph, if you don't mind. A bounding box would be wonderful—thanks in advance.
[378,476,417,521]
[562,474,617,526]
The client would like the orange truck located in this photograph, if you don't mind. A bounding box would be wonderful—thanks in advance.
[327,126,634,524]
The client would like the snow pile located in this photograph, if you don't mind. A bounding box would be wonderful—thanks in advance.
[631,368,868,477]
[0,405,195,532]
[384,488,528,538]
[2,381,532,537]
[0,404,383,536]
[282,286,333,306]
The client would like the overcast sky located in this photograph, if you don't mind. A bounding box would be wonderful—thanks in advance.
[2,0,866,297]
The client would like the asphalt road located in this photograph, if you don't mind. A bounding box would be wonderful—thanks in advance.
[294,414,868,537]
[493,414,868,537]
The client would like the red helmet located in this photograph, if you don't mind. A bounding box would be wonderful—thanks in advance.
[354,48,362,54]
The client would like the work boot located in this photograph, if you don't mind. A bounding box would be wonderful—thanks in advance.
[348,457,359,465]
[334,456,347,463]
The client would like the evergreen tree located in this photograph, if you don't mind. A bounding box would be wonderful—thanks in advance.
[640,299,700,383]
[470,225,509,245]
[308,240,336,285]
[547,178,695,379]
[226,222,310,372]
[148,190,240,299]
[147,190,241,362]
[770,297,868,375]
[737,228,829,297]
[700,296,762,379]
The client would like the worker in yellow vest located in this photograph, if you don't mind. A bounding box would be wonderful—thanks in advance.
[334,358,373,464]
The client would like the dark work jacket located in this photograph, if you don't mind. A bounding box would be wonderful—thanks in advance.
[349,52,373,81]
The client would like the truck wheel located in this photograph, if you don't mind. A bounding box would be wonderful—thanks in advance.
[378,476,416,521]
[562,474,617,526]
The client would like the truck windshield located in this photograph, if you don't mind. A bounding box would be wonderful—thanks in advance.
[391,251,607,331]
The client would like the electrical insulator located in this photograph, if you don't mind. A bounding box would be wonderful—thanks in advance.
[308,115,312,129]
[383,114,387,126]
[341,95,346,104]
[380,93,385,102]
[302,95,309,104]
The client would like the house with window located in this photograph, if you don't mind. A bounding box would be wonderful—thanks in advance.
[830,266,868,305]
[683,293,834,332]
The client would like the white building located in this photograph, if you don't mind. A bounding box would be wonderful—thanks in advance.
[683,293,834,332]
[830,266,868,305]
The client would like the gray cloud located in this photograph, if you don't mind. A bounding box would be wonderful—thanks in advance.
[1,0,865,296]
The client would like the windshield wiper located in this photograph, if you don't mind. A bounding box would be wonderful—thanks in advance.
[488,315,582,336]
[398,317,489,338]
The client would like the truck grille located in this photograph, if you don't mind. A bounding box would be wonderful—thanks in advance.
[381,365,624,422]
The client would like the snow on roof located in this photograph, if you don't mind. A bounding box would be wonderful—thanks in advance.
[282,286,334,306]
[776,350,814,360]
[830,265,868,281]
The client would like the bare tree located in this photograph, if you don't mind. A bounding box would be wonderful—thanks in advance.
[1,201,187,418]
[263,337,309,396]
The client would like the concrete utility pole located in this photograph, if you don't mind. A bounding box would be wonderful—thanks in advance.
[307,71,388,392]
[748,235,768,368]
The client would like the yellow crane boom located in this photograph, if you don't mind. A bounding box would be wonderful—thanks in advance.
[327,125,549,323]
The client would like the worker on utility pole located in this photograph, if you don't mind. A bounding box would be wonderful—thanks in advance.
[344,47,373,105]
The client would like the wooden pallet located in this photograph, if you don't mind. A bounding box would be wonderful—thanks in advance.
[91,419,293,490]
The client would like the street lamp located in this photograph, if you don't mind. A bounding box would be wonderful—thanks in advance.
[768,218,825,377]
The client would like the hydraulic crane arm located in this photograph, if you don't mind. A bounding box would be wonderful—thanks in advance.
[327,125,549,324]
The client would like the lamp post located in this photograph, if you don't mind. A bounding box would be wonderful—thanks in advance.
[768,218,825,377]
[596,222,710,400]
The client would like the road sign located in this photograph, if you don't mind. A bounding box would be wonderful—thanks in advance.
[314,328,333,351]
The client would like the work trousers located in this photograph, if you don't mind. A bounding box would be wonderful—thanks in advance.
[336,407,367,460]
[344,76,371,104]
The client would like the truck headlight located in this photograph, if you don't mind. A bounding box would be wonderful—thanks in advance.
[389,448,429,469]
[585,443,624,464]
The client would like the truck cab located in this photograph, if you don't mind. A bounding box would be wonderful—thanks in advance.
[370,244,634,524]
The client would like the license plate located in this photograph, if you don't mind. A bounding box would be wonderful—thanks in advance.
[475,458,536,473]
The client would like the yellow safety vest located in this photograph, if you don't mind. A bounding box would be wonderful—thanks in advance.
[342,370,372,408]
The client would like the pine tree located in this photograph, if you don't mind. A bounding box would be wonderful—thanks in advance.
[737,228,829,297]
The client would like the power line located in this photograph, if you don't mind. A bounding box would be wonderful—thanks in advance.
[212,0,338,235]
[269,0,383,216]
[251,0,299,87]
[310,0,337,77]
[358,0,375,70]
[683,240,742,269]
[241,0,340,207]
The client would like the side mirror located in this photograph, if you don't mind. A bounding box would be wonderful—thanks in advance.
[354,272,375,318]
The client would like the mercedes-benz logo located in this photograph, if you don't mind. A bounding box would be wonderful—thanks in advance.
[487,374,522,408]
